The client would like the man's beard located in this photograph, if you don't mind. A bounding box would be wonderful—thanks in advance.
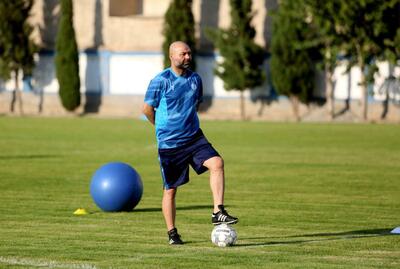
[178,61,191,69]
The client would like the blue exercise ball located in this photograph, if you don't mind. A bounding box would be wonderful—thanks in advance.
[90,162,143,212]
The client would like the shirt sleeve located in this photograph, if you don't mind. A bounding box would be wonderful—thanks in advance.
[144,77,164,108]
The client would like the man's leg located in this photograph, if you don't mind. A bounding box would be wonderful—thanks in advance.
[203,156,238,225]
[162,188,177,231]
[203,156,225,212]
[162,187,184,244]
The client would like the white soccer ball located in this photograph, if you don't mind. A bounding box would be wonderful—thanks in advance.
[211,224,237,247]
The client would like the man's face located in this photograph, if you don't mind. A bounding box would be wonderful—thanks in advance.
[170,44,192,70]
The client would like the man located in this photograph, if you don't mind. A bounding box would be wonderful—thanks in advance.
[142,41,238,245]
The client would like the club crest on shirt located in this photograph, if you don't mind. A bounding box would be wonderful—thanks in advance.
[191,83,196,91]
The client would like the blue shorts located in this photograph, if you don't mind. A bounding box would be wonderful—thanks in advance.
[158,130,220,189]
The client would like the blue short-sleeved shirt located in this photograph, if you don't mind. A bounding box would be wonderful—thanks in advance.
[144,68,203,149]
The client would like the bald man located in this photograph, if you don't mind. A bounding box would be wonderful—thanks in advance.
[143,41,238,245]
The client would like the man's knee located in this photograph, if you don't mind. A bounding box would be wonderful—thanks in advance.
[204,156,224,171]
[164,188,177,199]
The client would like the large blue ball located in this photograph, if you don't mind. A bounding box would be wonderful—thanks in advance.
[90,162,143,212]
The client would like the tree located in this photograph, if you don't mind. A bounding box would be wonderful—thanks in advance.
[332,0,400,120]
[304,0,343,120]
[0,0,37,114]
[270,0,319,121]
[55,0,80,112]
[162,0,196,70]
[206,0,265,120]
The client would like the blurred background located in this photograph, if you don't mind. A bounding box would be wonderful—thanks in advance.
[0,0,399,121]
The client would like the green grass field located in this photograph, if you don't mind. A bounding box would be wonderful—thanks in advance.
[0,117,399,269]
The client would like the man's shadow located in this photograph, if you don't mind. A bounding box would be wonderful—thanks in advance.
[235,228,394,247]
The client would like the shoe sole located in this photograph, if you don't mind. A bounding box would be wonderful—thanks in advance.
[169,239,184,245]
[212,219,238,225]
[169,241,184,245]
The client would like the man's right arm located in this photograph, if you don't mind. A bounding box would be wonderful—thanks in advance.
[142,103,155,125]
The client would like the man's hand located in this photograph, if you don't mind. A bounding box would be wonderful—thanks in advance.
[142,103,155,125]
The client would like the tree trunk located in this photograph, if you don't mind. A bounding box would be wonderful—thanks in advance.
[381,64,395,119]
[359,65,368,121]
[10,69,24,115]
[381,86,389,119]
[240,91,246,120]
[325,67,334,120]
[38,86,44,113]
[356,48,367,121]
[290,94,300,122]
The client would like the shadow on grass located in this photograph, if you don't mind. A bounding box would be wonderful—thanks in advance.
[133,205,213,213]
[235,228,395,247]
[0,154,60,160]
[85,205,214,215]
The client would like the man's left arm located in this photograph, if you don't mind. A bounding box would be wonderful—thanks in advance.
[142,103,155,125]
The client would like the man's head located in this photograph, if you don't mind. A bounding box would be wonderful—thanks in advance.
[169,41,192,73]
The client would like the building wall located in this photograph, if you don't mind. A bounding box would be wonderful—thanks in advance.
[24,0,276,99]
[30,0,270,51]
[2,50,398,100]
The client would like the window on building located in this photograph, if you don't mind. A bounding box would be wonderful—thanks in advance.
[109,0,143,16]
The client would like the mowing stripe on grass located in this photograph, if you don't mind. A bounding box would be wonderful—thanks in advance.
[0,256,97,269]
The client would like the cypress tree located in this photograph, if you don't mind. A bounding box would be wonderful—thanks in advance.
[0,0,37,114]
[270,0,318,121]
[206,0,265,120]
[162,0,196,70]
[55,0,80,111]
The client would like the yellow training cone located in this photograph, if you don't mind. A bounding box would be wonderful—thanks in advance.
[73,208,88,215]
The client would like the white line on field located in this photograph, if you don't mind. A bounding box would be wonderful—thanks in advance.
[0,256,98,269]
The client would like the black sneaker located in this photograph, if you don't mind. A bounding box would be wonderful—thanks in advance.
[168,228,184,245]
[211,205,238,225]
